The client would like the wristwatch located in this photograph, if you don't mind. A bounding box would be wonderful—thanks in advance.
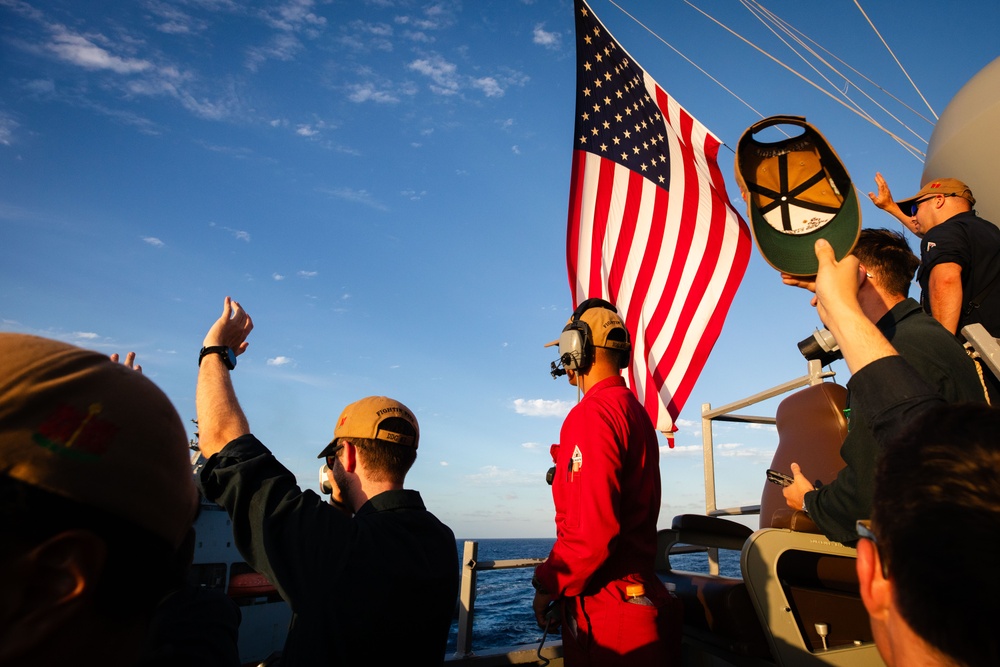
[199,345,237,370]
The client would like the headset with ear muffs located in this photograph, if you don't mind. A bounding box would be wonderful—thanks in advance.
[551,298,631,378]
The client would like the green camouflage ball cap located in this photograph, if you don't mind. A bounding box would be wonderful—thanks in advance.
[735,115,861,276]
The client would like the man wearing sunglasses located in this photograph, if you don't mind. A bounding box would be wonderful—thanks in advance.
[195,297,458,667]
[870,175,1000,399]
[870,175,1000,334]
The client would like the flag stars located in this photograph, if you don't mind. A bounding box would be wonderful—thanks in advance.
[573,6,672,187]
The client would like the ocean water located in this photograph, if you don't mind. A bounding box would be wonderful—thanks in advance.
[445,537,742,655]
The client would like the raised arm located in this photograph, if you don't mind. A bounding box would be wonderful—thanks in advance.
[868,172,920,237]
[196,296,254,458]
[811,239,899,373]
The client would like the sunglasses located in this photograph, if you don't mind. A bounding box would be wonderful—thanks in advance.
[856,519,889,578]
[325,441,346,469]
[909,193,958,216]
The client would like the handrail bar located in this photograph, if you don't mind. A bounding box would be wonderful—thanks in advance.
[453,541,550,660]
[696,358,836,574]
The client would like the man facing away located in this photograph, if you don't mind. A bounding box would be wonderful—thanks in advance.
[532,299,677,666]
[195,297,458,666]
[780,228,986,544]
[0,334,198,667]
[797,238,1000,667]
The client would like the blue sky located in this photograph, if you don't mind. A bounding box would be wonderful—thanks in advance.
[2,0,998,538]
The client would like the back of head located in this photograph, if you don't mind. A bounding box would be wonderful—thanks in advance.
[852,228,920,298]
[873,403,1000,667]
[556,299,631,373]
[0,334,198,662]
[0,333,197,550]
[319,396,419,483]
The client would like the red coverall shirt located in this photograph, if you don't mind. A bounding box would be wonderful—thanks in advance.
[534,376,670,664]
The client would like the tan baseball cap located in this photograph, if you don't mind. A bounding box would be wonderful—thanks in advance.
[317,396,419,457]
[896,177,976,211]
[545,306,631,352]
[0,333,198,549]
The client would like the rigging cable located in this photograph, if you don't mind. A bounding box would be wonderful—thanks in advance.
[740,0,927,162]
[601,0,928,159]
[678,0,925,159]
[852,0,939,121]
[746,0,935,127]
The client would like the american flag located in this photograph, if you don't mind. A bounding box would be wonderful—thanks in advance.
[567,0,752,437]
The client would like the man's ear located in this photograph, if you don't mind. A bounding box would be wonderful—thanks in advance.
[0,530,107,662]
[342,440,358,474]
[856,537,892,619]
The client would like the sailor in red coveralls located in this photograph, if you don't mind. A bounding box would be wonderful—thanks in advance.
[532,299,679,666]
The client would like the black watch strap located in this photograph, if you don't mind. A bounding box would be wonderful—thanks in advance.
[199,346,236,370]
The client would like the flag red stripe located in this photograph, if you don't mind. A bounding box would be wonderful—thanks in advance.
[566,150,587,304]
[566,0,751,432]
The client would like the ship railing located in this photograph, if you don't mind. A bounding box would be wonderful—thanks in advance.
[453,540,551,661]
[695,357,834,574]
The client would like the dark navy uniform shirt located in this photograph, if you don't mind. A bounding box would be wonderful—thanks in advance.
[200,434,458,667]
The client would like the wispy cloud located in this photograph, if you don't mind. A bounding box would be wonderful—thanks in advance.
[472,76,503,97]
[533,23,562,50]
[260,0,327,33]
[267,356,293,366]
[46,26,153,74]
[209,222,250,242]
[408,53,459,95]
[246,33,303,71]
[297,270,318,278]
[273,273,285,281]
[144,0,208,35]
[512,398,573,417]
[0,113,18,146]
[5,7,239,122]
[316,186,389,211]
[347,80,416,104]
[142,236,165,247]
